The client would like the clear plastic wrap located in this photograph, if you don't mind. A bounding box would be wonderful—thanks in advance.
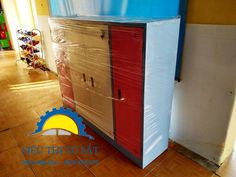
[49,16,180,168]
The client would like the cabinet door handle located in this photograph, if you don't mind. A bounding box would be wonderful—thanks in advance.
[118,89,122,100]
[91,77,94,87]
[100,30,105,40]
[82,73,86,82]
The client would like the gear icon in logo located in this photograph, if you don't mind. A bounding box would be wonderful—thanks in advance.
[33,107,94,140]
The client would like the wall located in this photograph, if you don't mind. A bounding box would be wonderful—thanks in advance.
[186,0,236,25]
[49,0,179,17]
[32,0,57,73]
[15,0,35,28]
[170,0,236,165]
[222,95,236,163]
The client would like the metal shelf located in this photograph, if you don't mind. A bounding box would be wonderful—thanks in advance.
[16,27,47,71]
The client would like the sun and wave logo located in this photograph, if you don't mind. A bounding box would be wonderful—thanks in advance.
[32,107,94,140]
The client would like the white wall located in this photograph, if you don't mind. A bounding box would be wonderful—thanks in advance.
[15,0,35,28]
[36,16,57,73]
[170,24,236,165]
[30,0,57,73]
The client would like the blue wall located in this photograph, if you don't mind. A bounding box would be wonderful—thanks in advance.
[49,0,187,80]
[49,0,180,18]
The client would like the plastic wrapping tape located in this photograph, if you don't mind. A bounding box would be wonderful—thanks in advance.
[49,17,180,165]
[50,18,143,102]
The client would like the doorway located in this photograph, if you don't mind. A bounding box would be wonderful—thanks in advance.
[0,1,12,50]
[0,0,36,51]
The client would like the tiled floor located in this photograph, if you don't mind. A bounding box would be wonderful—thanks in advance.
[0,51,234,177]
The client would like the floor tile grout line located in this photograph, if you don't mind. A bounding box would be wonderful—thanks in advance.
[147,148,217,177]
[88,168,97,177]
[146,149,191,176]
[6,108,51,177]
[13,128,37,177]
[0,128,10,133]
[53,134,92,173]
[21,135,86,177]
[57,132,118,169]
[59,136,117,170]
[0,144,19,154]
[3,117,38,132]
[89,150,119,170]
[3,127,37,177]
[146,153,175,177]
[212,172,222,177]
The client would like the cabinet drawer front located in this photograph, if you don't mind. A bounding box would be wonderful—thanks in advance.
[51,22,109,50]
[111,26,144,158]
[50,20,83,44]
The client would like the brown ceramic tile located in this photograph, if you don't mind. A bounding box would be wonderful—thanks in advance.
[145,148,176,171]
[143,173,158,177]
[0,147,30,176]
[11,120,65,160]
[59,126,117,168]
[0,105,38,131]
[8,168,36,177]
[150,151,213,177]
[11,110,38,128]
[78,170,96,177]
[32,152,88,177]
[0,129,18,152]
[0,165,8,177]
[0,110,16,131]
[90,152,151,177]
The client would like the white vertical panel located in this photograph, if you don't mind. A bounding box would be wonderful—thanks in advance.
[143,19,180,167]
[36,16,57,72]
[15,0,35,28]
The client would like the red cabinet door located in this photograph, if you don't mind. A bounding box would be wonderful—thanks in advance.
[111,26,144,158]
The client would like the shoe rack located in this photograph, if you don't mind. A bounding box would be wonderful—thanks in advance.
[16,27,47,70]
